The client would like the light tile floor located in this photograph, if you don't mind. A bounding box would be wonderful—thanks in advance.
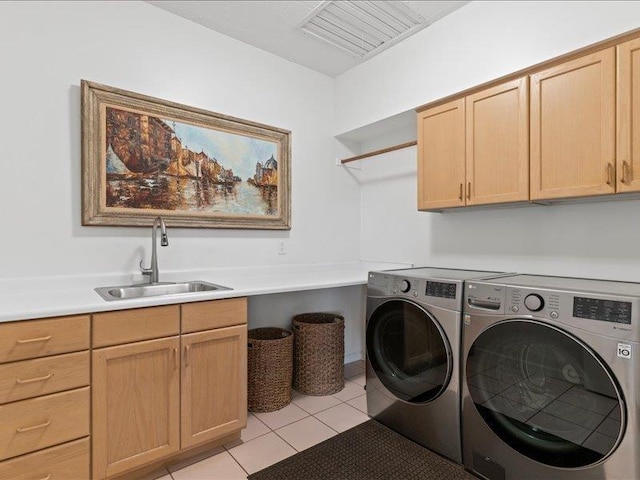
[155,360,367,480]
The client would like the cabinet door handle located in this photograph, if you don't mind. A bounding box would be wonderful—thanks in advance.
[606,163,613,185]
[16,373,53,384]
[16,420,51,433]
[467,182,471,200]
[173,347,178,370]
[623,161,631,184]
[184,345,190,367]
[458,183,463,201]
[16,335,52,344]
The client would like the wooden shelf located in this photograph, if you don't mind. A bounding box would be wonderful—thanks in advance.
[340,141,417,164]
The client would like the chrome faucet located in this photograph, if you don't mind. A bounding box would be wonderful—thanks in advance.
[140,216,169,284]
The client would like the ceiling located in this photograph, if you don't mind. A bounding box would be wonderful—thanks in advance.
[147,1,470,77]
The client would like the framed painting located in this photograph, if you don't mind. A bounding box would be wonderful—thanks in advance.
[81,80,291,229]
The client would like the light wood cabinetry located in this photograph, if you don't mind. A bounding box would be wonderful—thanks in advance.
[0,388,90,461]
[530,48,616,200]
[0,437,90,480]
[416,30,640,209]
[0,351,89,404]
[91,299,247,479]
[0,315,91,478]
[617,37,640,193]
[418,77,529,210]
[417,98,465,210]
[465,77,529,205]
[92,304,180,348]
[92,336,181,480]
[181,325,247,449]
[0,314,89,363]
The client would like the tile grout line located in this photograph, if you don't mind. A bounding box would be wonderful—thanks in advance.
[226,364,366,477]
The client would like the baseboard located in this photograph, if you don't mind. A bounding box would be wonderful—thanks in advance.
[344,351,363,364]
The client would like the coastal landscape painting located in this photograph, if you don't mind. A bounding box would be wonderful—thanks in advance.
[81,80,291,229]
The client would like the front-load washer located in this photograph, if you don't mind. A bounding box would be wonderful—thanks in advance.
[366,267,507,463]
[462,274,640,480]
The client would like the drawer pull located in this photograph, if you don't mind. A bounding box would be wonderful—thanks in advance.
[37,475,51,480]
[16,420,51,433]
[16,335,52,344]
[623,161,632,183]
[16,373,54,384]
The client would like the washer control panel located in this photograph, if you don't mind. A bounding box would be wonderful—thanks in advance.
[367,272,464,311]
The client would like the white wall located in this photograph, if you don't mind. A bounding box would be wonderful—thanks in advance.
[248,286,366,363]
[360,148,640,282]
[335,1,640,134]
[0,1,360,280]
[350,1,640,283]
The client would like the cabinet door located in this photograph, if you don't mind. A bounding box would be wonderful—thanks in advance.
[181,325,247,449]
[92,337,180,480]
[466,77,529,205]
[417,98,465,209]
[530,48,616,200]
[617,38,640,192]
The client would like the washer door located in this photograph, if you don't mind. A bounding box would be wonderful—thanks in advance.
[466,319,625,468]
[367,299,452,403]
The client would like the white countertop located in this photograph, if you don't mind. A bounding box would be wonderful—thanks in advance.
[0,261,410,323]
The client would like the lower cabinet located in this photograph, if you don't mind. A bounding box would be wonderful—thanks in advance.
[0,437,90,480]
[92,337,181,480]
[91,299,248,479]
[181,325,247,449]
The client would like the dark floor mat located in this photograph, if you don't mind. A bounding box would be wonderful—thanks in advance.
[248,419,478,480]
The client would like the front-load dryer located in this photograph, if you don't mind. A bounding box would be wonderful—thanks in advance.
[462,274,640,480]
[366,267,506,463]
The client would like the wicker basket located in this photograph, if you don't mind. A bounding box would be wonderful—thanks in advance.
[247,327,293,413]
[292,313,345,396]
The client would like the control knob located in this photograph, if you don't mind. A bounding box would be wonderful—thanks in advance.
[524,294,545,312]
[399,280,411,293]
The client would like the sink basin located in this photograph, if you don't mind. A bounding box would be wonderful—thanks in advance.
[95,281,231,301]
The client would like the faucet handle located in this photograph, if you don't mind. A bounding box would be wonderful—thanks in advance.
[140,260,153,276]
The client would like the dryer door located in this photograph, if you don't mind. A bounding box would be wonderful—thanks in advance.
[367,299,452,403]
[466,319,625,468]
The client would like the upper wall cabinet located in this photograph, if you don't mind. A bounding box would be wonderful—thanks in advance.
[617,37,640,193]
[417,99,465,210]
[417,77,529,210]
[465,77,529,206]
[530,48,616,200]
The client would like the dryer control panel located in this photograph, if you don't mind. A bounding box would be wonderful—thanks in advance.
[367,272,464,312]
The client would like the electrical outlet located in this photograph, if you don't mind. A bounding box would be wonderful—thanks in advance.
[278,241,287,255]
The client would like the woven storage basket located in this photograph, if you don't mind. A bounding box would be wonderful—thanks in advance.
[292,312,345,395]
[247,327,293,413]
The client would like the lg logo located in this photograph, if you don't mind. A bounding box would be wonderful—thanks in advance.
[617,343,632,359]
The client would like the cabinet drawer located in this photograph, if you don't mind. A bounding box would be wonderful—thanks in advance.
[93,304,180,347]
[0,437,89,480]
[0,351,89,405]
[0,387,90,461]
[182,298,247,333]
[0,315,89,364]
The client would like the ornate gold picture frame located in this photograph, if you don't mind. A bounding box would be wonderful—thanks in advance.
[81,80,291,229]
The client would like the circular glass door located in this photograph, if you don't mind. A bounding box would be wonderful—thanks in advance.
[466,319,625,468]
[367,299,452,403]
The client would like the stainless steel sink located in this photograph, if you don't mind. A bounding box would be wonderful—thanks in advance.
[95,281,231,301]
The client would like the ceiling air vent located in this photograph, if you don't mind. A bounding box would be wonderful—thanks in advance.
[297,1,427,59]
